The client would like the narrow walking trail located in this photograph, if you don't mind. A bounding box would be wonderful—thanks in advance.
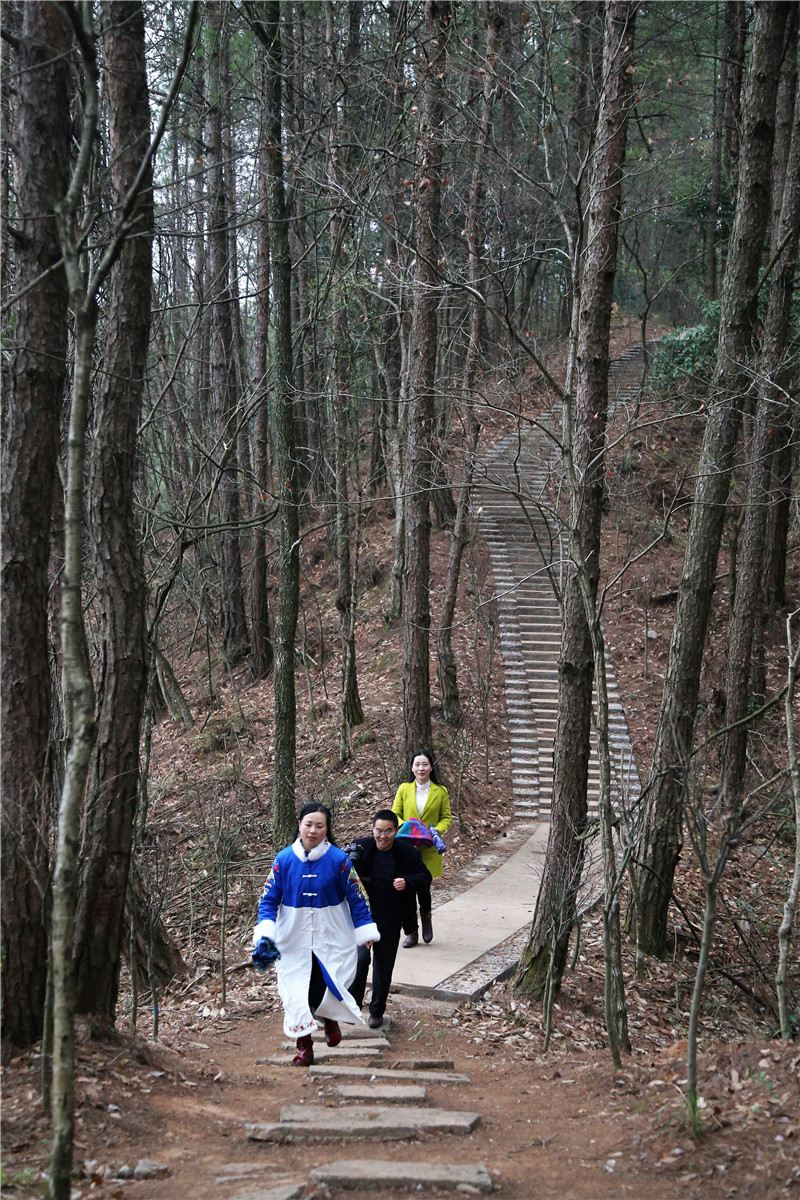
[391,346,647,1005]
[157,347,653,1200]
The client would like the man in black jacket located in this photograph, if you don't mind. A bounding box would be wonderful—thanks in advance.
[349,810,432,1028]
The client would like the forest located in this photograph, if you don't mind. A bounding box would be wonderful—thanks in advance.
[1,1,799,1197]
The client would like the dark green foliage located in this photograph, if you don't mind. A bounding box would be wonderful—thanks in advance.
[650,299,721,387]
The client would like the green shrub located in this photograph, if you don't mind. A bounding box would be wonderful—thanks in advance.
[651,299,720,389]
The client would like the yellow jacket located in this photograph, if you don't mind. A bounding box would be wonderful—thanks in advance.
[391,781,451,878]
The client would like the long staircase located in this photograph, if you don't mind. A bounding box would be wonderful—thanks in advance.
[473,347,648,825]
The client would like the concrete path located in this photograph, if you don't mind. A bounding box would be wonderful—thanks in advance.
[391,823,547,998]
[390,347,646,1004]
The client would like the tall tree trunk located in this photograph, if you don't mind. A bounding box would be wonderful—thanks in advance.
[49,9,103,1188]
[383,0,409,620]
[49,8,198,1188]
[517,0,637,1001]
[725,0,747,195]
[207,8,249,665]
[705,3,727,301]
[325,0,364,749]
[1,0,71,1049]
[635,1,789,959]
[437,1,502,725]
[250,58,274,681]
[759,6,799,622]
[777,626,800,1038]
[565,2,603,317]
[402,0,452,763]
[249,2,300,848]
[73,0,153,1021]
[720,72,800,805]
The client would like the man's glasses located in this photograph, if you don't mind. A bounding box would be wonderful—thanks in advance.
[374,828,396,839]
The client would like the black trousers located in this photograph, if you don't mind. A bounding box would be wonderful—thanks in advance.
[350,927,401,1019]
[401,879,432,935]
[308,953,326,1012]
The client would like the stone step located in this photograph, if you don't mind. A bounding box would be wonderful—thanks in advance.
[280,1037,390,1053]
[388,1057,454,1071]
[309,1064,471,1084]
[340,1018,393,1037]
[260,1045,382,1066]
[214,1164,302,1188]
[308,1159,493,1194]
[335,1084,427,1103]
[246,1105,481,1143]
[477,367,643,831]
[229,1181,306,1200]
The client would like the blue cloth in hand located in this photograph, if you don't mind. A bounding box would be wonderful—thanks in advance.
[252,936,281,970]
[428,826,446,854]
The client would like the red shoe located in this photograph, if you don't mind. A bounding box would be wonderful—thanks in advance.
[323,1019,342,1047]
[291,1034,313,1066]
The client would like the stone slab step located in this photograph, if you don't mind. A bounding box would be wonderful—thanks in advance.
[229,1183,306,1200]
[308,1159,493,1193]
[341,1018,393,1037]
[334,1083,427,1103]
[310,1064,471,1084]
[280,1037,391,1053]
[388,1057,454,1071]
[260,1046,382,1067]
[246,1105,480,1143]
[214,1165,304,1195]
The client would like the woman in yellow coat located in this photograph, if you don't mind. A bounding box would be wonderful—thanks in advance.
[392,749,451,946]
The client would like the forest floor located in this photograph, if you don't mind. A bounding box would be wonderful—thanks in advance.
[2,323,799,1197]
[2,935,798,1199]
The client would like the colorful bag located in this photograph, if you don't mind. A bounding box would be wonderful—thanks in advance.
[396,818,434,847]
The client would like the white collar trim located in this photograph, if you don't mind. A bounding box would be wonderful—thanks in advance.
[292,837,330,862]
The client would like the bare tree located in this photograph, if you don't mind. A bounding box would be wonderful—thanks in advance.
[403,0,452,762]
[73,0,153,1022]
[207,5,249,665]
[247,1,301,848]
[635,2,791,958]
[720,68,800,811]
[777,611,800,1038]
[436,1,503,726]
[325,1,364,755]
[47,6,198,1191]
[1,0,72,1049]
[517,0,637,1004]
[249,55,274,682]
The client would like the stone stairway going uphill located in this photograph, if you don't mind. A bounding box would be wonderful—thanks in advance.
[473,347,647,827]
[386,345,648,1005]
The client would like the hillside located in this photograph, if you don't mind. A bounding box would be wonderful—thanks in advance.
[2,328,798,1198]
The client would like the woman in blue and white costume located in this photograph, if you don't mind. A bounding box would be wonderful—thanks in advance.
[253,803,379,1066]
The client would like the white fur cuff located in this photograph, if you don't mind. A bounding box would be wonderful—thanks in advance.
[354,922,380,947]
[252,918,277,947]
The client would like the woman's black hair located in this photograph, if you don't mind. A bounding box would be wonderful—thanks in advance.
[408,748,440,786]
[296,802,337,845]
